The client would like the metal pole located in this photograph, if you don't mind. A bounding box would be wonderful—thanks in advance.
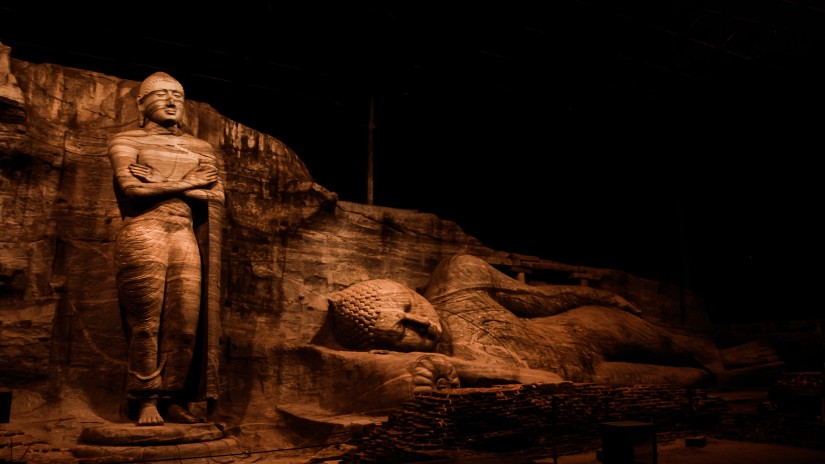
[678,190,690,327]
[367,96,375,205]
[552,396,558,464]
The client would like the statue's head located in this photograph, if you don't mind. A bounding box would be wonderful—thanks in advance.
[136,72,185,128]
[328,279,448,352]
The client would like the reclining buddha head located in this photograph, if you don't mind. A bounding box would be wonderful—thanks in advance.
[328,279,448,352]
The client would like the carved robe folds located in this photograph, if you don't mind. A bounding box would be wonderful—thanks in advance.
[110,128,223,403]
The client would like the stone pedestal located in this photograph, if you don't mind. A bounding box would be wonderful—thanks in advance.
[79,423,224,446]
[72,423,247,462]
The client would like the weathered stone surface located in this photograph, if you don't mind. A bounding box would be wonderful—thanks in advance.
[0,42,25,126]
[322,254,756,389]
[70,436,243,460]
[79,422,224,446]
[721,340,782,369]
[0,305,54,382]
[0,41,730,460]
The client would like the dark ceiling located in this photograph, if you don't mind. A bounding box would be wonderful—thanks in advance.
[2,1,824,322]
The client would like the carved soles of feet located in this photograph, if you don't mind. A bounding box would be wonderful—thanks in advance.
[410,355,461,396]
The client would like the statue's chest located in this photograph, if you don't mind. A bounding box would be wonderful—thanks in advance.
[138,145,201,181]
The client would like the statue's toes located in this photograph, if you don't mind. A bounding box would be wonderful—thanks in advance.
[166,404,202,424]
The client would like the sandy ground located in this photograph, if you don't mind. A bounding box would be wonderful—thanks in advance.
[6,435,825,463]
[537,437,825,464]
[300,438,825,464]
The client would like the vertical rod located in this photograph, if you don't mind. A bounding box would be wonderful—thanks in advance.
[678,191,689,327]
[552,395,558,464]
[367,96,375,205]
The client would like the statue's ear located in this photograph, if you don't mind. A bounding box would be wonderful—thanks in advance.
[327,298,337,319]
[136,98,146,128]
[177,101,191,134]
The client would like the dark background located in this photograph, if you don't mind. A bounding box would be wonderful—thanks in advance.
[2,1,823,323]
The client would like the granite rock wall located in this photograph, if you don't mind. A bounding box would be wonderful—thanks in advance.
[0,41,714,446]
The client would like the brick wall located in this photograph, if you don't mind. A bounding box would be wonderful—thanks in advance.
[341,383,729,463]
[713,412,825,450]
[766,371,824,420]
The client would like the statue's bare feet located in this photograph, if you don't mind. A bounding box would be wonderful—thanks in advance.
[166,403,202,424]
[137,399,164,426]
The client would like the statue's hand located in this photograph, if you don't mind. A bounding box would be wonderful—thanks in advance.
[182,188,225,203]
[129,163,167,183]
[181,165,218,188]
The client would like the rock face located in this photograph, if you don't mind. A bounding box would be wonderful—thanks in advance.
[0,41,716,453]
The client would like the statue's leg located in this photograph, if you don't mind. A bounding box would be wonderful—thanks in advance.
[115,223,168,425]
[593,362,710,387]
[159,227,202,422]
[116,227,166,396]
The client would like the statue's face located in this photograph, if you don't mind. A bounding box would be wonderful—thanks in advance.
[373,287,444,352]
[140,85,185,127]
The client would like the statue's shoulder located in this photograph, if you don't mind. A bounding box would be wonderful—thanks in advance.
[181,133,215,148]
[181,134,221,159]
[109,129,146,140]
[108,130,147,151]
